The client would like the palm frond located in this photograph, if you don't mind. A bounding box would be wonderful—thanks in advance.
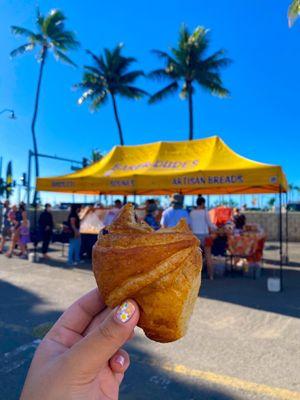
[11,25,36,39]
[152,49,172,60]
[151,49,181,78]
[118,85,148,99]
[86,49,106,72]
[147,68,170,80]
[50,30,79,50]
[288,0,300,26]
[42,9,66,36]
[211,86,230,98]
[54,49,77,67]
[148,81,179,104]
[36,7,44,29]
[78,89,94,105]
[10,43,35,58]
[202,49,232,70]
[120,70,145,83]
[197,72,229,98]
[83,65,102,77]
[90,92,108,111]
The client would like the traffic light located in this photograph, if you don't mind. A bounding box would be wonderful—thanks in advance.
[21,173,27,186]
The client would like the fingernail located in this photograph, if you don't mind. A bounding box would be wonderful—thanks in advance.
[115,300,135,323]
[115,355,125,366]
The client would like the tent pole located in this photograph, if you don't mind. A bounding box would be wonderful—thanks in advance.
[285,192,289,264]
[33,199,38,262]
[279,185,283,291]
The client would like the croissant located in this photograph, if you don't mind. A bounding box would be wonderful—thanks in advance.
[92,204,202,343]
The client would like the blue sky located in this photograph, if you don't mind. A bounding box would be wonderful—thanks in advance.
[0,0,299,203]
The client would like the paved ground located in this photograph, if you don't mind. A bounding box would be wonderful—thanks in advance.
[1,242,300,400]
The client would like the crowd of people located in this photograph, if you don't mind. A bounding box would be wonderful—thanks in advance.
[0,200,30,259]
[0,201,82,265]
[0,195,246,275]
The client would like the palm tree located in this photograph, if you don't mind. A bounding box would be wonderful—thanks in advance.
[148,25,231,140]
[10,9,79,200]
[288,0,300,26]
[75,44,147,145]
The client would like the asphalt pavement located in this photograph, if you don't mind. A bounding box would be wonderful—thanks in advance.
[1,242,300,400]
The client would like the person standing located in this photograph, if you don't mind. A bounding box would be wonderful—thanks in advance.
[67,204,81,266]
[39,203,54,259]
[103,199,123,226]
[190,196,216,280]
[0,200,12,254]
[144,199,160,230]
[233,208,246,231]
[160,194,190,228]
[5,204,23,258]
[19,205,30,259]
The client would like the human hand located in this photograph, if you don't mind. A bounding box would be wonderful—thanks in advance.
[20,289,139,400]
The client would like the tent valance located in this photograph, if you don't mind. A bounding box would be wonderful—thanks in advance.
[36,136,287,195]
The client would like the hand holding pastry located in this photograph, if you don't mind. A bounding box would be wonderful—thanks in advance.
[20,289,139,400]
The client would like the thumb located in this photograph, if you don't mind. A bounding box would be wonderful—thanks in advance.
[67,300,139,373]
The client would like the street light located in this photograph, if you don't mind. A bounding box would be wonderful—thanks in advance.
[0,109,16,119]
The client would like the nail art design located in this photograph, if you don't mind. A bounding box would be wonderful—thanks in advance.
[115,355,125,366]
[115,301,135,323]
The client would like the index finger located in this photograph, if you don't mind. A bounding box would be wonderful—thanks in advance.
[46,288,105,347]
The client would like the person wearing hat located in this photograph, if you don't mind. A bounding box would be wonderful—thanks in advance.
[160,193,190,228]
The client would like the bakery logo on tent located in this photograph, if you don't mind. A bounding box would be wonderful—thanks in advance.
[109,159,199,172]
[269,176,277,184]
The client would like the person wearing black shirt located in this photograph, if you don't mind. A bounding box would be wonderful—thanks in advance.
[233,208,246,230]
[39,203,54,258]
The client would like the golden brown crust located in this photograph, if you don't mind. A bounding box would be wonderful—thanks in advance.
[92,203,202,343]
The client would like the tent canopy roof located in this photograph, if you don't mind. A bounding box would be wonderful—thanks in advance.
[37,136,287,195]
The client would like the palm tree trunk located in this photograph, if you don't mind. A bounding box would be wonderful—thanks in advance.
[32,46,47,203]
[187,82,194,140]
[111,94,124,145]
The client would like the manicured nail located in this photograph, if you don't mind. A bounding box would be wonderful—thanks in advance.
[115,300,135,323]
[115,355,125,366]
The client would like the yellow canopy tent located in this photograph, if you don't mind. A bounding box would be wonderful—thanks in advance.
[36,136,287,195]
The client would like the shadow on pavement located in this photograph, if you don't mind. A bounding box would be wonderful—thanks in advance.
[39,256,92,271]
[123,337,241,400]
[0,280,241,400]
[199,268,300,319]
[0,281,62,400]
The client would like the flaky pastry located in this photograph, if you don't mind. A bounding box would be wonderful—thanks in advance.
[93,204,202,342]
